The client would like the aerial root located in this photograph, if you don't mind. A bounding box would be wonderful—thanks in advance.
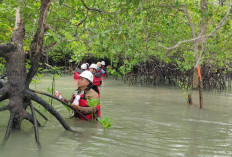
[0,105,9,112]
[34,107,48,121]
[26,90,73,131]
[29,103,40,144]
[5,112,16,140]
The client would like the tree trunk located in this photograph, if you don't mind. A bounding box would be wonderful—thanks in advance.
[0,1,73,143]
[192,67,199,89]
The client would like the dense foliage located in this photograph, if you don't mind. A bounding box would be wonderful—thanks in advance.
[1,0,232,89]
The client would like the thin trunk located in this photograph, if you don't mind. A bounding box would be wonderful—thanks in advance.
[188,94,193,105]
[197,66,203,109]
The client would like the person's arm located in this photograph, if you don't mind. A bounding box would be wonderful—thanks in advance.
[55,90,74,103]
[62,97,73,103]
[72,105,96,115]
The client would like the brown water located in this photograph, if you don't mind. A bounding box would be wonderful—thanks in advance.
[0,75,232,157]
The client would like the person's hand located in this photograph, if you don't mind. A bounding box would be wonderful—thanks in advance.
[55,90,63,100]
[54,90,59,97]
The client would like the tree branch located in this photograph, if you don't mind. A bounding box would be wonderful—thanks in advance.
[159,6,232,50]
[75,9,89,28]
[81,0,103,13]
[26,0,53,87]
[62,3,71,8]
[181,5,196,38]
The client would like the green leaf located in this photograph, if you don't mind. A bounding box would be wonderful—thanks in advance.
[87,98,99,108]
[98,117,112,129]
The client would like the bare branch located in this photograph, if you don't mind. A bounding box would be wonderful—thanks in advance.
[73,9,89,37]
[75,10,89,28]
[181,5,196,38]
[62,3,71,8]
[80,0,122,14]
[159,6,232,50]
[81,0,103,13]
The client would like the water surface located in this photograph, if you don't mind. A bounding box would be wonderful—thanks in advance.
[0,75,232,157]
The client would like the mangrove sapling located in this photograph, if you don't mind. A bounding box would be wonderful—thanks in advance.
[31,71,44,90]
[98,117,112,132]
[177,80,193,105]
[46,87,52,106]
[87,98,113,130]
[43,63,61,106]
[87,97,100,121]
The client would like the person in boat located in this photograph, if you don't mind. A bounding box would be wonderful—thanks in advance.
[89,63,102,86]
[100,61,107,77]
[58,70,101,121]
[73,63,87,80]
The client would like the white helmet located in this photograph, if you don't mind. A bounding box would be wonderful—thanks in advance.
[89,63,97,69]
[79,70,93,83]
[81,63,87,70]
[101,61,105,65]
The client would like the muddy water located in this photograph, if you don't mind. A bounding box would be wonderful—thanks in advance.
[0,75,232,157]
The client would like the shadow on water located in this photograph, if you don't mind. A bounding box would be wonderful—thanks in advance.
[0,75,232,156]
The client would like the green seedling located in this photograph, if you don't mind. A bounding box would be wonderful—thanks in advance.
[177,80,192,103]
[31,69,44,89]
[87,98,99,108]
[87,98,99,121]
[44,63,61,106]
[98,117,113,131]
[46,87,52,94]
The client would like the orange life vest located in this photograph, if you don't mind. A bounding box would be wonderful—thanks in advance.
[93,73,102,86]
[72,91,101,120]
[73,71,80,79]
